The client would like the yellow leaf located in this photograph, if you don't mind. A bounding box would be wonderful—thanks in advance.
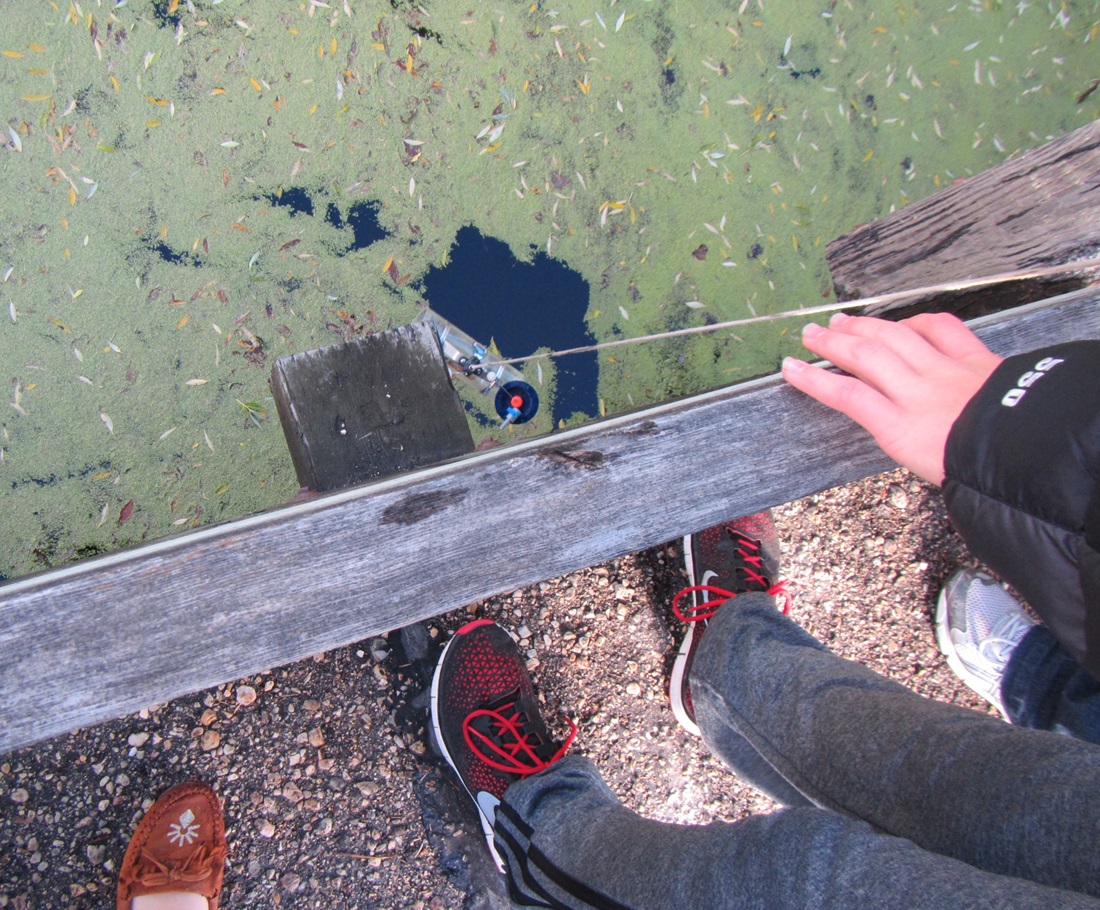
[3,50,25,58]
[177,315,190,329]
[22,93,52,102]
[249,77,262,91]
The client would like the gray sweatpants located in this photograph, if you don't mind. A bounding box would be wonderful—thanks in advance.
[493,597,1100,909]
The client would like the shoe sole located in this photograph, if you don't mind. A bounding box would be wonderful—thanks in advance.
[669,534,703,737]
[429,622,507,872]
[934,584,1008,718]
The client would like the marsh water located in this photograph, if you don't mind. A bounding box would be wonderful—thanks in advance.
[1,0,1097,579]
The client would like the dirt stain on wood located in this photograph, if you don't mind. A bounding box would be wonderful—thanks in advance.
[380,489,468,526]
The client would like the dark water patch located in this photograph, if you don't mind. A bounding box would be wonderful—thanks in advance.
[388,0,446,46]
[258,188,388,251]
[325,200,389,251]
[422,226,597,426]
[267,186,314,216]
[344,201,388,250]
[148,240,198,266]
[150,0,182,29]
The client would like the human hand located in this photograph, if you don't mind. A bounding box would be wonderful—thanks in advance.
[781,312,1002,485]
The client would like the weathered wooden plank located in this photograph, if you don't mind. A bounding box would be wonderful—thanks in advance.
[2,288,1099,753]
[827,119,1100,320]
[270,321,474,492]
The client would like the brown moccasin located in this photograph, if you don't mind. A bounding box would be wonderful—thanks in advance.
[116,781,228,910]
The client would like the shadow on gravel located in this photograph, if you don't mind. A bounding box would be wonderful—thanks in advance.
[392,623,512,910]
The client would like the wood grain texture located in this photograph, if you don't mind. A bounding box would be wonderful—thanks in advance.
[270,322,474,491]
[827,119,1100,318]
[2,288,1099,752]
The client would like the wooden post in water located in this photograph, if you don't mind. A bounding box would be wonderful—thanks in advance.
[270,320,475,492]
[827,118,1100,319]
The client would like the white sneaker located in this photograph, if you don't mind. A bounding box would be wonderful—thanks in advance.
[935,568,1036,717]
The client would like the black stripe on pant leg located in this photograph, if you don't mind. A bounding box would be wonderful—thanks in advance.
[526,843,640,910]
[499,800,536,837]
[497,809,642,910]
[494,821,566,909]
[497,800,641,910]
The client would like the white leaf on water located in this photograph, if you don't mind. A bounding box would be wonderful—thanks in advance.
[685,300,705,309]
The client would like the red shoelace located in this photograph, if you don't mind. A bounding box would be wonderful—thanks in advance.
[672,581,791,622]
[463,699,577,777]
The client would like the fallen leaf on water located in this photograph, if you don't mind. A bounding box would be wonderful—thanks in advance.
[118,500,134,525]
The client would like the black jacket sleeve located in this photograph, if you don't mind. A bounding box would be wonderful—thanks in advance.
[942,340,1100,681]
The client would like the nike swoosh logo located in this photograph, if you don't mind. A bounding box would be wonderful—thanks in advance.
[477,790,500,825]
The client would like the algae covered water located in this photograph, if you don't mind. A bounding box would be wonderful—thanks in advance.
[1,0,1097,580]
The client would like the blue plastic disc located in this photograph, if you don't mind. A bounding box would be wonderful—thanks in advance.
[495,381,540,424]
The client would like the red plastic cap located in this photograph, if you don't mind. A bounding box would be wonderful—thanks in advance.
[510,395,524,409]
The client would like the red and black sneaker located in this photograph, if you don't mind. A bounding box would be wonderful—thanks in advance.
[670,511,789,737]
[430,618,575,871]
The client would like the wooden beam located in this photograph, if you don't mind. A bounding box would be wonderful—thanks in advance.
[827,119,1100,320]
[2,288,1099,753]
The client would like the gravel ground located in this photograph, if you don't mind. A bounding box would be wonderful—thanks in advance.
[0,468,996,909]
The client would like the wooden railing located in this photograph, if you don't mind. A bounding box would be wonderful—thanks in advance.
[1,287,1099,752]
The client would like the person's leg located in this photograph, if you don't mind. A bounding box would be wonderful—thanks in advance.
[935,567,1100,742]
[669,512,812,807]
[690,597,1100,896]
[497,755,1100,910]
[1002,625,1100,742]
